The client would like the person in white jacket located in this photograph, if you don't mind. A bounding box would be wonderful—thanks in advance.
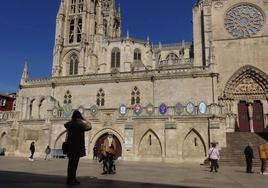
[208,143,220,172]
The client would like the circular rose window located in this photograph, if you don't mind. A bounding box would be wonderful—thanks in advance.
[224,4,264,38]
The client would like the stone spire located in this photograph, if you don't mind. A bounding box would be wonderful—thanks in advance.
[20,62,28,85]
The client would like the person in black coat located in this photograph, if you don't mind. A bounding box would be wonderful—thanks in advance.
[64,110,92,185]
[29,142,35,161]
[244,143,254,173]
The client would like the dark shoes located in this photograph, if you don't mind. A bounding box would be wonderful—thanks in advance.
[66,179,80,186]
[101,171,108,175]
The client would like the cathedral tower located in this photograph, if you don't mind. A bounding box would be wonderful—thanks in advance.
[52,0,121,77]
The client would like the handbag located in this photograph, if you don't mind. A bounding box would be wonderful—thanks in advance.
[62,131,69,154]
[62,142,68,154]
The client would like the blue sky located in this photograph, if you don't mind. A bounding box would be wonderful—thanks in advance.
[0,0,196,93]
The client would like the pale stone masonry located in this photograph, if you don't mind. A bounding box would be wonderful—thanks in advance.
[0,0,267,163]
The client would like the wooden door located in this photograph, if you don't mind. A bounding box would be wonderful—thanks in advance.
[253,101,265,133]
[238,101,250,132]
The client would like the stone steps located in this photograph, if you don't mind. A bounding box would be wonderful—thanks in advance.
[219,132,267,166]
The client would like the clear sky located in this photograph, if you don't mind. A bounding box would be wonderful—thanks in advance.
[0,0,196,93]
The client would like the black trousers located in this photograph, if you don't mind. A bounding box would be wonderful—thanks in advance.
[210,159,218,172]
[261,159,266,173]
[29,151,34,159]
[67,156,80,181]
[102,153,115,174]
[245,157,253,173]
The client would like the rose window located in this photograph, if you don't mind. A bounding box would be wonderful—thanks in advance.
[224,4,264,38]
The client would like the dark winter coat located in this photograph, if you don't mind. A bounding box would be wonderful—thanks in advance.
[64,119,92,158]
[244,145,254,159]
[30,144,35,153]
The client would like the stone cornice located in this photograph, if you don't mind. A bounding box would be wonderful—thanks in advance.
[20,67,215,89]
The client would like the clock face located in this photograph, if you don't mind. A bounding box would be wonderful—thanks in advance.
[224,4,264,38]
[198,102,207,114]
[186,102,195,114]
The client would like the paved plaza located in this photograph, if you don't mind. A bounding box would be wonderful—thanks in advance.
[0,157,267,188]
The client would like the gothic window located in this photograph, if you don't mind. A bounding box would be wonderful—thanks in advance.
[69,19,75,43]
[29,99,35,118]
[64,90,72,104]
[70,0,76,14]
[111,48,120,69]
[224,4,264,38]
[102,0,111,11]
[134,49,141,61]
[77,18,82,42]
[131,86,140,105]
[166,53,179,61]
[0,99,6,107]
[69,54,79,75]
[70,0,83,14]
[68,0,83,44]
[78,0,84,13]
[96,88,105,107]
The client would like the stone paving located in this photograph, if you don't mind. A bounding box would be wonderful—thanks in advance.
[0,157,267,188]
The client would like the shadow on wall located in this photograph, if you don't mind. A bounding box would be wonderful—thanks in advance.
[0,171,203,188]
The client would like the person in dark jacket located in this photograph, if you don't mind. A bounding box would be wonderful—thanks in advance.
[64,110,92,185]
[244,143,254,173]
[29,142,35,161]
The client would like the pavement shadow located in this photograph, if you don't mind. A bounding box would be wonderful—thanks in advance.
[0,171,204,188]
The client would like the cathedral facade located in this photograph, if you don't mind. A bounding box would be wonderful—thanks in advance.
[0,0,267,163]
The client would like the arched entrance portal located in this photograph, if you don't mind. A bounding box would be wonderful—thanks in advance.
[222,66,268,133]
[94,133,122,159]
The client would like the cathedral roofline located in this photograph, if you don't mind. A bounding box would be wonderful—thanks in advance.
[20,66,215,89]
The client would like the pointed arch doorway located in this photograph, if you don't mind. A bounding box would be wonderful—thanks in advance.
[223,66,268,133]
[94,133,122,159]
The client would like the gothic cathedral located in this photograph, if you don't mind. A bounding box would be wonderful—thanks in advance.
[0,0,267,163]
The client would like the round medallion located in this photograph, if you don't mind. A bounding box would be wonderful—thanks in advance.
[146,103,155,115]
[90,105,99,117]
[198,102,207,114]
[133,104,142,115]
[174,103,184,115]
[186,102,195,114]
[119,105,127,116]
[224,4,264,38]
[159,103,168,115]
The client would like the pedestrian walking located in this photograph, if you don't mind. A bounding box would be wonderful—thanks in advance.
[208,143,220,172]
[244,143,254,173]
[93,146,98,160]
[101,132,116,175]
[44,145,51,160]
[258,143,268,174]
[29,142,35,161]
[64,110,92,185]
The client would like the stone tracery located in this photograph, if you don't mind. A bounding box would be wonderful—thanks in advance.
[224,4,264,38]
[223,66,268,100]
